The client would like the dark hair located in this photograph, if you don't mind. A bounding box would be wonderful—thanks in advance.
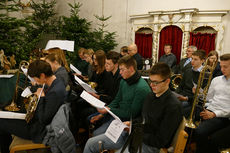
[120,46,128,53]
[118,55,137,70]
[93,50,106,74]
[149,62,171,79]
[28,60,53,78]
[192,50,206,60]
[164,44,172,48]
[220,53,230,61]
[106,51,120,64]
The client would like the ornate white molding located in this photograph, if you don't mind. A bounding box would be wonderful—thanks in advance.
[129,8,229,60]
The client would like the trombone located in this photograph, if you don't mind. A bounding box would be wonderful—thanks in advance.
[185,58,217,128]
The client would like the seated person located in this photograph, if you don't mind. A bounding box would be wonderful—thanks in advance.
[176,50,206,109]
[120,46,128,57]
[128,44,143,70]
[0,60,66,153]
[82,49,94,81]
[194,53,230,153]
[44,47,70,72]
[207,50,222,78]
[174,45,197,75]
[74,47,89,76]
[159,44,177,69]
[89,51,121,104]
[45,53,69,87]
[83,55,151,153]
[124,62,183,153]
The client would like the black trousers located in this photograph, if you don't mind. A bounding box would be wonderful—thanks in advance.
[211,124,230,150]
[194,117,230,153]
[0,118,31,153]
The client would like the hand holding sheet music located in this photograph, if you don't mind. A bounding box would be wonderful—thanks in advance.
[70,64,82,75]
[80,90,127,143]
[74,76,97,93]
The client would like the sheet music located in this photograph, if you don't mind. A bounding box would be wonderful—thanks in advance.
[74,75,97,93]
[70,64,82,75]
[21,87,32,97]
[0,75,14,78]
[80,90,105,109]
[80,91,123,123]
[21,67,34,82]
[105,120,127,143]
[45,40,74,52]
[0,111,26,120]
[104,107,121,122]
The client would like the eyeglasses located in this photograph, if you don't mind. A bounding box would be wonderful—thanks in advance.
[149,78,167,85]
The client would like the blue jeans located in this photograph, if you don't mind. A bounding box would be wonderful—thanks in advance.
[83,117,128,153]
[142,143,159,153]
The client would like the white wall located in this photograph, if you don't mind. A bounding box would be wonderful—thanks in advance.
[56,0,230,53]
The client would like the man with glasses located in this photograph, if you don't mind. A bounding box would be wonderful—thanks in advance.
[174,45,197,74]
[124,62,183,153]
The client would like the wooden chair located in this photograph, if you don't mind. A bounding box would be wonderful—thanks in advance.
[160,117,188,153]
[9,136,49,153]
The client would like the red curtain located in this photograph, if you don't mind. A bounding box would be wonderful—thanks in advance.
[135,33,153,58]
[158,25,183,64]
[189,32,216,55]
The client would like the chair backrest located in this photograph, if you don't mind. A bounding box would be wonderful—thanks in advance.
[160,117,188,153]
[171,117,186,148]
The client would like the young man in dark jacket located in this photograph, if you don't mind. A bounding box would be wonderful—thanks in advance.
[124,62,183,153]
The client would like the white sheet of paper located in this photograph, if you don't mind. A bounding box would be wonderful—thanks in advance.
[45,40,74,52]
[74,76,97,93]
[104,107,121,122]
[0,111,26,119]
[80,90,105,109]
[70,64,82,75]
[21,67,34,82]
[21,87,32,97]
[0,75,14,78]
[105,120,127,143]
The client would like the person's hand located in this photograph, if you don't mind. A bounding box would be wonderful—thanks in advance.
[192,87,196,94]
[89,92,100,99]
[123,121,131,132]
[177,96,188,101]
[90,114,103,123]
[200,109,216,120]
[97,106,110,114]
[35,88,45,97]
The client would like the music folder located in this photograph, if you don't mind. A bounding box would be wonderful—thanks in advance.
[74,75,97,93]
[70,64,82,75]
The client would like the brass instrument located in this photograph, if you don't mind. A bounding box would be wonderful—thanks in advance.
[171,74,182,90]
[185,58,217,128]
[221,148,230,153]
[4,60,30,111]
[25,94,38,123]
[88,82,98,89]
[25,84,45,123]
